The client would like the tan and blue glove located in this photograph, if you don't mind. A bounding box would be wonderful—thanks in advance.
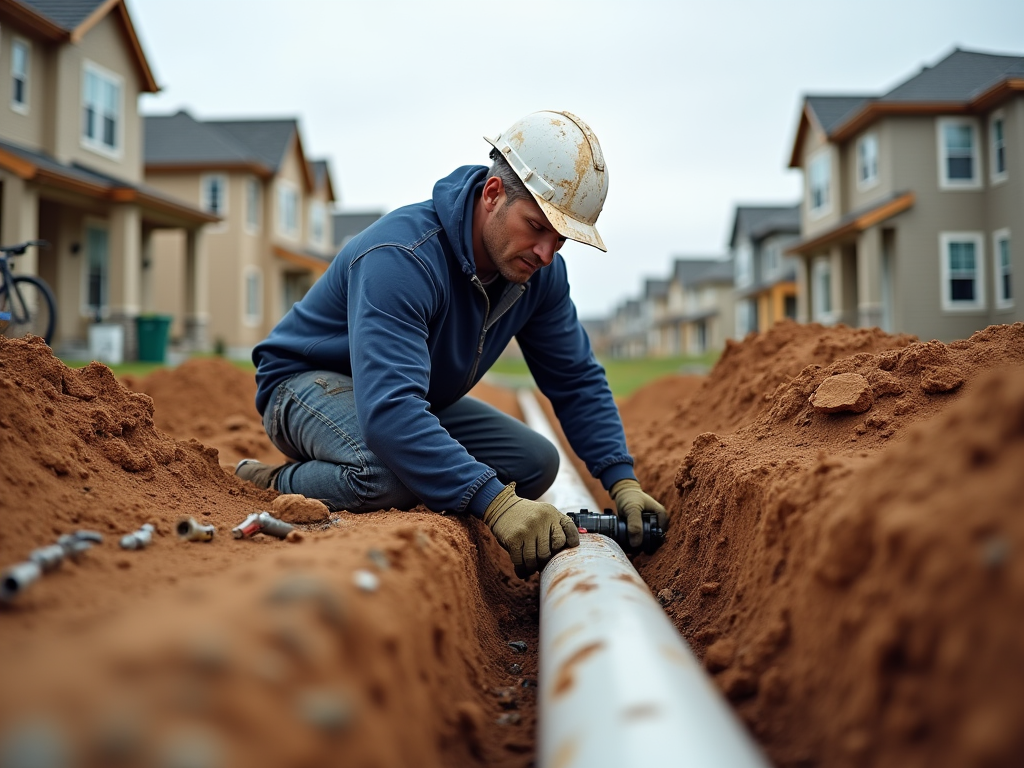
[483,482,580,579]
[610,479,668,549]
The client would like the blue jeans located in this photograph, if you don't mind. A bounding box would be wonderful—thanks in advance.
[262,370,559,513]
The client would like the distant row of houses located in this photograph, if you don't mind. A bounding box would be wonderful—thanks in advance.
[598,47,1023,357]
[0,0,380,359]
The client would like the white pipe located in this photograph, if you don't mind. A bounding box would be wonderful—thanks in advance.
[517,389,769,768]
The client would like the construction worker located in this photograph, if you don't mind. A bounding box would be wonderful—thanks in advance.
[239,111,667,578]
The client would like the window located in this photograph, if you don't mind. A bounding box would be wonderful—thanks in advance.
[246,178,261,232]
[201,174,228,218]
[994,229,1012,310]
[82,62,122,155]
[857,133,878,188]
[938,118,981,189]
[991,114,1007,183]
[813,258,833,321]
[309,201,326,247]
[764,243,780,279]
[735,240,753,287]
[277,183,298,237]
[244,268,262,325]
[11,38,29,113]
[939,232,985,311]
[84,225,109,317]
[809,151,831,215]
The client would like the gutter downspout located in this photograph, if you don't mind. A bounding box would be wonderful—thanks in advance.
[517,388,769,768]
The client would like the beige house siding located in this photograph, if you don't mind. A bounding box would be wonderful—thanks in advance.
[1,25,46,147]
[801,122,842,237]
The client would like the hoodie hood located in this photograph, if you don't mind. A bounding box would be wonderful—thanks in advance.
[432,164,488,276]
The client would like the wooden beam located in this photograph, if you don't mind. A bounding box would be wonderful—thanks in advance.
[786,192,915,256]
[273,245,330,275]
[0,147,37,179]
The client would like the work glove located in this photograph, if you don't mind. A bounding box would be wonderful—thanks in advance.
[483,483,580,579]
[610,479,668,549]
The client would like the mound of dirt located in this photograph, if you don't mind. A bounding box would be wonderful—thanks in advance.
[633,323,1024,767]
[123,358,286,468]
[0,337,541,768]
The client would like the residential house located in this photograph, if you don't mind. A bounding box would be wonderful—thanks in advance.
[333,210,382,251]
[608,299,645,358]
[0,0,214,355]
[662,257,735,353]
[642,278,670,355]
[730,204,801,336]
[787,48,1023,340]
[144,111,337,358]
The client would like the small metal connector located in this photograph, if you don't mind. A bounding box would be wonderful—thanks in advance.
[256,512,294,540]
[232,513,262,539]
[120,523,155,551]
[176,517,215,542]
[29,544,67,573]
[1,561,43,603]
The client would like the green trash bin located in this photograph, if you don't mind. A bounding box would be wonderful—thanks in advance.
[135,314,172,363]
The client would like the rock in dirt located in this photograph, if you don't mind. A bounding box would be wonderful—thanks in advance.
[809,373,874,413]
[272,494,330,524]
[507,640,528,654]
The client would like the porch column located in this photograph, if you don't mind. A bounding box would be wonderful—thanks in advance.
[857,226,884,329]
[107,203,141,358]
[795,256,810,323]
[184,227,209,351]
[1,174,40,276]
[140,227,154,313]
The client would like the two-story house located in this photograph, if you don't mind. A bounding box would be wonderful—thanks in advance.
[144,110,336,358]
[787,48,1023,339]
[729,204,801,336]
[0,0,215,355]
[662,257,735,354]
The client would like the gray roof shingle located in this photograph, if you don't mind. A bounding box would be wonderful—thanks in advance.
[880,48,1024,103]
[806,95,874,133]
[16,0,104,30]
[207,119,298,173]
[145,111,257,166]
[333,212,383,247]
[729,205,800,247]
[671,257,732,286]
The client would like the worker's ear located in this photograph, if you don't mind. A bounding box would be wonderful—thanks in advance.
[481,176,505,212]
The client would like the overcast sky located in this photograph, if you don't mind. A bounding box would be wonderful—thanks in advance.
[131,0,1024,318]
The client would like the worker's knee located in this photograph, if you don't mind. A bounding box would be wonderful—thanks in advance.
[342,462,418,513]
[512,436,560,500]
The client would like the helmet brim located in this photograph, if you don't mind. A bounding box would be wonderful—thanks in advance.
[532,194,607,253]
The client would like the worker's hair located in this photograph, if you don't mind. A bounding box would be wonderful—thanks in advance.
[488,148,532,208]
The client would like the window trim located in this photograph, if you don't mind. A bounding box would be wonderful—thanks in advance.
[200,173,228,232]
[277,180,299,238]
[856,132,879,190]
[937,117,982,190]
[243,266,263,326]
[808,148,832,218]
[11,36,30,115]
[939,231,985,312]
[990,112,1007,185]
[308,200,326,248]
[993,228,1012,311]
[80,60,124,159]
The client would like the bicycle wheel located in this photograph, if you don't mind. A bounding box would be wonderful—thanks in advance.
[0,275,57,345]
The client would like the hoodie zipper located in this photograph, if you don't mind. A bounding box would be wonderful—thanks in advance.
[463,275,526,393]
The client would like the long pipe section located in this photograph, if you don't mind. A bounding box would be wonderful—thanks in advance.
[517,388,769,768]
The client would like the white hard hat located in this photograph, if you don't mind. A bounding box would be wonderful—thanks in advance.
[485,110,609,252]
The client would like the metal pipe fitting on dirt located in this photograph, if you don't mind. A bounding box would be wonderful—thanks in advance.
[231,513,262,539]
[255,512,294,540]
[28,544,67,572]
[119,523,155,551]
[57,530,103,559]
[538,535,769,768]
[1,561,43,603]
[176,517,216,542]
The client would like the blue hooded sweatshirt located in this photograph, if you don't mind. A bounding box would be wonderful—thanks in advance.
[253,165,636,516]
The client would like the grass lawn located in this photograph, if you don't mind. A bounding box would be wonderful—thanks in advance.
[62,353,255,379]
[487,352,719,399]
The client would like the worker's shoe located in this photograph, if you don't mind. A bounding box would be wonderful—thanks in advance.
[235,459,285,490]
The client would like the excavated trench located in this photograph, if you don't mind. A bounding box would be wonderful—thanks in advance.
[3,320,1024,767]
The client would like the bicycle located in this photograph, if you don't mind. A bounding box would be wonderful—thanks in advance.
[0,240,57,346]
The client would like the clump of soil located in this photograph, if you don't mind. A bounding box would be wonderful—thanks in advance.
[0,337,541,768]
[629,322,1024,767]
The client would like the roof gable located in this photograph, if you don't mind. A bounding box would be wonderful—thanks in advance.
[145,110,269,173]
[729,205,801,248]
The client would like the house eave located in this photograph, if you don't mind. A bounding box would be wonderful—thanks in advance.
[786,192,915,256]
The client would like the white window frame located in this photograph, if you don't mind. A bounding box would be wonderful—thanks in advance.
[11,36,30,115]
[937,117,982,190]
[308,200,326,248]
[245,177,261,234]
[277,181,299,238]
[243,266,263,326]
[939,232,985,312]
[856,132,879,190]
[808,149,832,218]
[81,60,124,159]
[735,239,753,288]
[81,218,110,318]
[812,257,834,323]
[200,174,228,231]
[993,228,1012,311]
[990,112,1007,185]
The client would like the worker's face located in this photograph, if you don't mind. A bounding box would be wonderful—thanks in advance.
[482,194,566,284]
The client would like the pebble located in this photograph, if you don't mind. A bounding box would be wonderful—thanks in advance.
[492,687,517,709]
[507,663,522,675]
[809,373,874,414]
[496,712,521,726]
[981,535,1010,569]
[285,530,304,544]
[657,588,676,605]
[367,548,390,571]
[507,640,527,654]
[520,678,536,688]
[353,569,379,593]
[297,689,354,732]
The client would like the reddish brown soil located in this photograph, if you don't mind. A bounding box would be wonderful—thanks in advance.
[627,321,1024,768]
